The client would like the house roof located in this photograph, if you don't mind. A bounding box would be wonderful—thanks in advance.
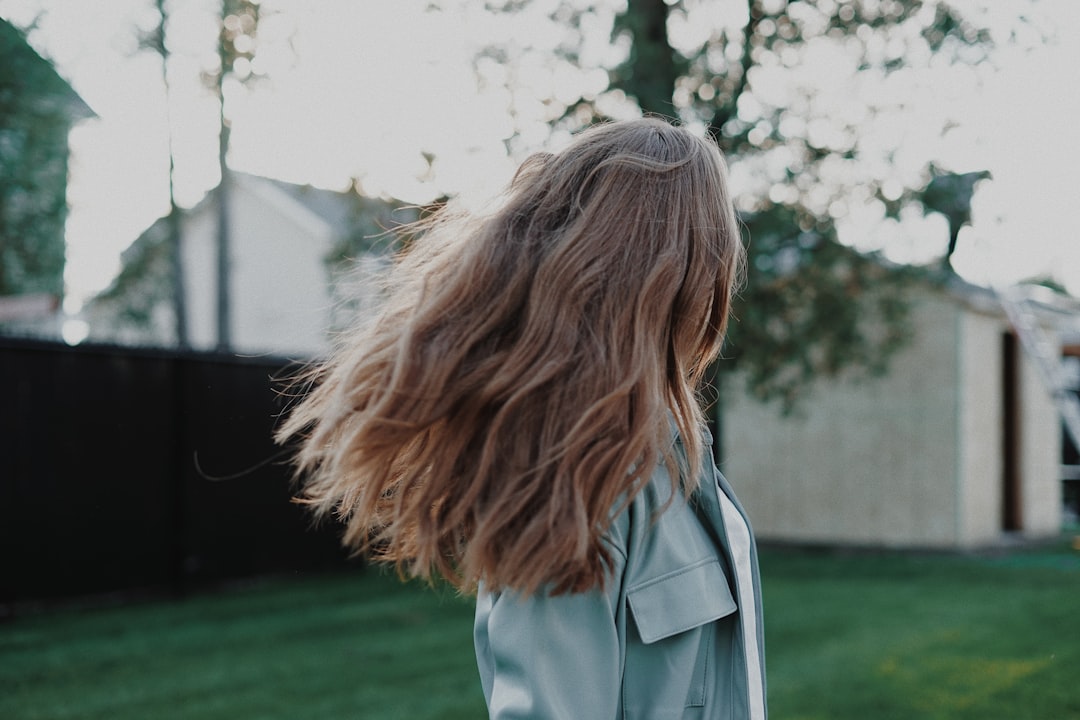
[169,172,411,240]
[93,172,409,305]
[0,19,94,120]
[249,174,420,243]
[256,176,355,236]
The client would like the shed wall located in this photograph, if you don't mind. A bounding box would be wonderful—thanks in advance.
[956,308,1004,545]
[722,294,963,547]
[1020,345,1064,535]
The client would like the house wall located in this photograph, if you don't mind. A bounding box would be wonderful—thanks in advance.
[231,179,335,356]
[722,293,964,547]
[181,177,335,357]
[181,210,216,351]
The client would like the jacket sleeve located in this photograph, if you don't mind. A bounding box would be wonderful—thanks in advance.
[474,542,627,720]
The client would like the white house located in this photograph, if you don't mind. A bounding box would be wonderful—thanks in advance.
[185,174,337,355]
[85,173,409,357]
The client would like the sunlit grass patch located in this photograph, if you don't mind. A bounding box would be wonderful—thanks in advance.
[762,541,1080,720]
[879,648,1051,712]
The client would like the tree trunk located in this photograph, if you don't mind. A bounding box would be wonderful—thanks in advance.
[214,5,232,352]
[154,0,188,348]
[215,112,231,351]
[621,0,678,117]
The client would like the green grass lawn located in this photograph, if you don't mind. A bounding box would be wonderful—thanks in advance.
[761,542,1080,720]
[3,540,1079,720]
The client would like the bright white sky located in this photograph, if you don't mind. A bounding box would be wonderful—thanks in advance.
[1,0,1078,309]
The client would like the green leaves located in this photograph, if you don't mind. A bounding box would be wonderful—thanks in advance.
[0,20,80,301]
[731,203,924,410]
[559,0,996,407]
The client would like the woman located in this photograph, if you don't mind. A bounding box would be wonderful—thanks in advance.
[278,117,765,719]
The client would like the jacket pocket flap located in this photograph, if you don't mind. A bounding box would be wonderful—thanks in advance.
[627,559,736,644]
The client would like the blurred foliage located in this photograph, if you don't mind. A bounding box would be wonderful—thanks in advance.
[96,1,270,347]
[0,19,89,304]
[473,0,1010,409]
[322,181,425,334]
[211,0,262,350]
[324,180,421,266]
[90,216,173,333]
[919,166,993,257]
[204,0,263,90]
[138,0,190,346]
[735,204,922,408]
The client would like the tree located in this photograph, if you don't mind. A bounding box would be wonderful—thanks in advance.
[90,1,293,349]
[139,0,189,347]
[919,166,992,259]
[120,0,270,349]
[475,0,1005,411]
[204,0,262,351]
[0,19,91,308]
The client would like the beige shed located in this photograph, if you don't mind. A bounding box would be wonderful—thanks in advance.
[721,282,1074,549]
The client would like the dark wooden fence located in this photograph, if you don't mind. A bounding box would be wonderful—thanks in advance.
[1,338,356,613]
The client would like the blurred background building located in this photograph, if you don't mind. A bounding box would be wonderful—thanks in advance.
[82,172,411,356]
[727,282,1080,547]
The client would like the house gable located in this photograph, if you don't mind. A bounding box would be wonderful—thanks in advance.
[85,173,402,356]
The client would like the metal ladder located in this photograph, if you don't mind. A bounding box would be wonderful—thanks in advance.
[997,285,1080,466]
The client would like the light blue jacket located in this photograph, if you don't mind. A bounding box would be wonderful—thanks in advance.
[474,430,767,719]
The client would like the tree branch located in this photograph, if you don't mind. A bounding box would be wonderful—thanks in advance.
[708,0,757,144]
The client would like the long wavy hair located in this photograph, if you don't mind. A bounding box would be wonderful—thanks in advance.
[277,117,744,595]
